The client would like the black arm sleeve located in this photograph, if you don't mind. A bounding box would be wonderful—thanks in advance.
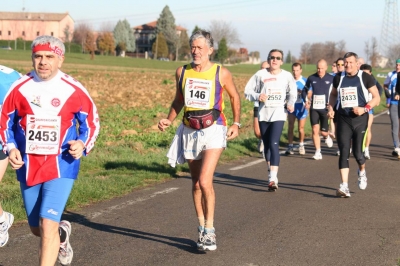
[396,72,400,96]
[361,72,377,89]
[333,74,341,88]
[376,80,383,96]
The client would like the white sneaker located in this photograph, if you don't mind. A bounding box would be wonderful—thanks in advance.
[196,226,204,249]
[299,145,306,155]
[336,150,340,156]
[394,148,400,157]
[58,220,73,266]
[0,211,14,247]
[202,228,217,251]
[325,136,333,148]
[358,170,367,190]
[285,146,294,155]
[257,139,264,153]
[268,176,278,191]
[336,183,351,197]
[364,149,370,159]
[313,152,322,160]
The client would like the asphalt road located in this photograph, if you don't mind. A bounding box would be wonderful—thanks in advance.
[1,112,400,266]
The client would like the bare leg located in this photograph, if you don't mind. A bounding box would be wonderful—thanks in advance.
[298,118,306,143]
[39,218,60,266]
[287,115,296,145]
[312,124,321,151]
[0,158,8,215]
[188,148,223,228]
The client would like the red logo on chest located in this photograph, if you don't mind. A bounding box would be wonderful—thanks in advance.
[51,98,61,107]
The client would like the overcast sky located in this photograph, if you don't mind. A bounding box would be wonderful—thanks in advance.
[4,0,389,61]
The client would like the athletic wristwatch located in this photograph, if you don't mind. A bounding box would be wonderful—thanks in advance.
[233,122,241,128]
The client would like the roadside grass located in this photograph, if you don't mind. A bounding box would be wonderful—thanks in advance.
[0,53,390,224]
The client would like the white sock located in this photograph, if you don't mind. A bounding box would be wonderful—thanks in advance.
[299,142,304,146]
[359,170,365,175]
[342,182,348,187]
[270,171,277,179]
[364,147,369,152]
[316,149,321,153]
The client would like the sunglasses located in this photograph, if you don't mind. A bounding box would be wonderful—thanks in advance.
[269,56,281,61]
[337,63,344,66]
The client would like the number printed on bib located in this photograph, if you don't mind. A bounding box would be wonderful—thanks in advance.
[184,78,211,109]
[340,87,358,108]
[313,95,326,109]
[265,88,284,107]
[26,115,61,155]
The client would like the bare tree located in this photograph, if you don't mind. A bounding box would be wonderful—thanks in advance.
[387,44,400,67]
[336,40,346,57]
[299,42,311,64]
[62,24,72,53]
[72,23,93,53]
[299,41,347,65]
[208,20,241,48]
[364,37,379,67]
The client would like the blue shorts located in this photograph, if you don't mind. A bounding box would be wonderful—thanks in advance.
[20,178,75,227]
[289,103,308,120]
[368,109,374,115]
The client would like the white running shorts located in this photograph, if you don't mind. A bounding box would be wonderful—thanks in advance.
[182,124,227,160]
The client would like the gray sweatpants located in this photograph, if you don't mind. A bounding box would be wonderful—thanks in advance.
[389,104,399,148]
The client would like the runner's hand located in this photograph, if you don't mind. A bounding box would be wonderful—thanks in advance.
[287,104,294,113]
[328,108,335,119]
[68,140,85,159]
[9,148,24,170]
[395,95,400,100]
[226,125,239,140]
[259,93,267,102]
[352,107,365,116]
[158,119,172,132]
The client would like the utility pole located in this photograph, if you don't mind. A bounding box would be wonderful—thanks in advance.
[380,0,400,58]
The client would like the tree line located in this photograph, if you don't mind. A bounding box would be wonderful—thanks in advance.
[67,5,258,63]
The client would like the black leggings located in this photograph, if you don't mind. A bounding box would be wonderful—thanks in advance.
[259,121,285,166]
[337,113,368,169]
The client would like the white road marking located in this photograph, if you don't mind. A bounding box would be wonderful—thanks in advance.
[9,187,179,243]
[229,159,265,170]
[89,187,179,219]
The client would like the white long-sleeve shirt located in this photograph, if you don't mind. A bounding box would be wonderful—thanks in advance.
[244,69,297,122]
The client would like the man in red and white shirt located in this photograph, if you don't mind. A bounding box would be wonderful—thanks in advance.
[0,35,100,265]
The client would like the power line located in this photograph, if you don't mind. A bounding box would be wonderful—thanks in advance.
[75,0,289,24]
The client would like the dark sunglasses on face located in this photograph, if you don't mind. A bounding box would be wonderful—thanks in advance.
[269,56,281,61]
[337,63,344,66]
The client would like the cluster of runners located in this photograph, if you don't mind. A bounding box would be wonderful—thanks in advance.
[0,30,397,260]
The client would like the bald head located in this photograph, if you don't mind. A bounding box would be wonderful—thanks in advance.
[317,59,327,77]
[260,61,269,69]
[357,57,365,69]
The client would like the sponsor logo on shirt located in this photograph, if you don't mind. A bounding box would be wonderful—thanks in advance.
[51,98,61,107]
[263,78,276,83]
[31,95,41,107]
[325,81,330,84]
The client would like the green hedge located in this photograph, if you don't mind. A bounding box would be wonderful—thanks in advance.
[0,39,82,54]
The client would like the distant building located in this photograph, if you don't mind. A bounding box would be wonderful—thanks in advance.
[0,11,74,42]
[133,21,186,54]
